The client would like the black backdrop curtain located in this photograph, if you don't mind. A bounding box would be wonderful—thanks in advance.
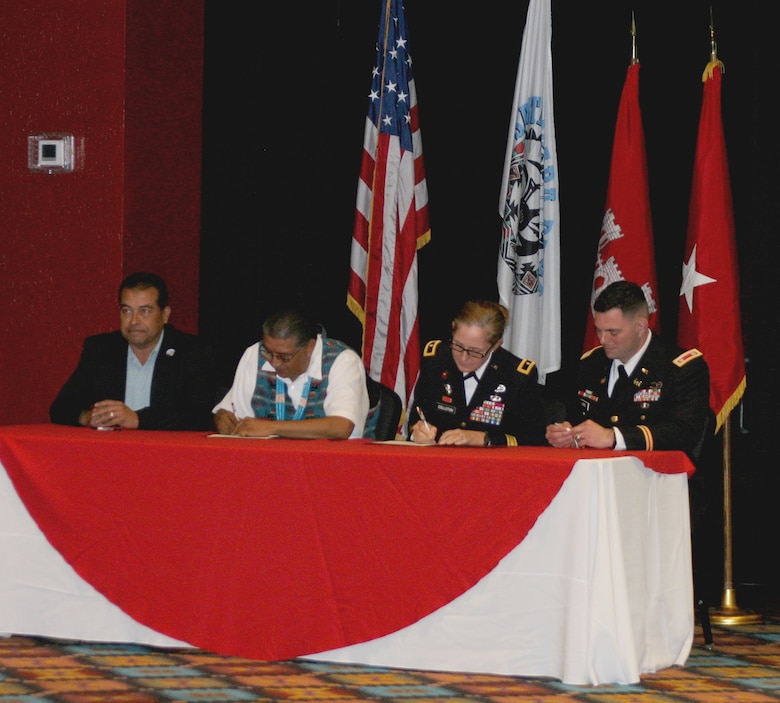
[200,0,777,598]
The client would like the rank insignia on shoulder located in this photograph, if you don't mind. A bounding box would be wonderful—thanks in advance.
[516,358,536,375]
[423,340,442,357]
[673,348,703,367]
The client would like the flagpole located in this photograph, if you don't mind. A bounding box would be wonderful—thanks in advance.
[709,416,761,625]
[701,8,759,626]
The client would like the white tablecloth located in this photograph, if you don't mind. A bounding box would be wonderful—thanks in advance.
[0,454,692,685]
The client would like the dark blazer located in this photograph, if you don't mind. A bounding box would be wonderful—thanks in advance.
[50,325,218,431]
[408,340,547,446]
[570,334,710,457]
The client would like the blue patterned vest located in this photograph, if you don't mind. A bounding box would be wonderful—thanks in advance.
[251,337,349,419]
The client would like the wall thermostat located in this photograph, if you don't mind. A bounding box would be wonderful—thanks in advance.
[28,133,77,173]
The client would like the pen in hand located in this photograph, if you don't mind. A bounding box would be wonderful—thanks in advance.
[230,403,242,434]
[416,406,431,432]
[555,421,576,448]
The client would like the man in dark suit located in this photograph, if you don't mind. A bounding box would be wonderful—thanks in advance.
[50,272,218,431]
[545,280,710,458]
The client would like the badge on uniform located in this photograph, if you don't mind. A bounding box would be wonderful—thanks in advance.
[470,399,505,425]
[633,387,661,403]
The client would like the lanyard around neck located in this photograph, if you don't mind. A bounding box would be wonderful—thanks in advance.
[275,376,312,420]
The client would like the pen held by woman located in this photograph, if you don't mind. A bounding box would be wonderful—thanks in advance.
[416,406,431,431]
[413,406,436,444]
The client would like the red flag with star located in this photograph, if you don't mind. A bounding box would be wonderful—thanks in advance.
[677,61,745,432]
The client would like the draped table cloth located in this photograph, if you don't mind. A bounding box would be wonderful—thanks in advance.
[0,424,695,685]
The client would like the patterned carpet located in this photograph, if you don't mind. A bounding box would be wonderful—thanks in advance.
[2,608,780,702]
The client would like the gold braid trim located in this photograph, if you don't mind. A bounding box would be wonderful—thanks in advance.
[580,345,601,360]
[637,425,653,451]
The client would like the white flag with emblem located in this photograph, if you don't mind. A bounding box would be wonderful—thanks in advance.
[497,0,560,384]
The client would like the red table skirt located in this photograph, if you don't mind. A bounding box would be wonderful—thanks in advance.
[0,425,693,660]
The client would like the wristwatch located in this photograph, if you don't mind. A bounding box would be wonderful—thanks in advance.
[484,432,492,446]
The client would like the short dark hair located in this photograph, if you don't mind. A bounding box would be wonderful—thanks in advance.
[118,272,169,309]
[262,309,319,346]
[594,280,648,317]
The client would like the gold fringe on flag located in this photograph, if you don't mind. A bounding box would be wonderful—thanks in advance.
[715,376,745,434]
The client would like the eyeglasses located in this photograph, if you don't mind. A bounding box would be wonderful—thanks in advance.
[259,343,303,364]
[449,338,493,359]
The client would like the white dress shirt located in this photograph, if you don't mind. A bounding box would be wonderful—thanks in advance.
[213,335,369,438]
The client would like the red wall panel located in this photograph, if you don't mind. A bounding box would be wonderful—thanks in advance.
[0,0,203,424]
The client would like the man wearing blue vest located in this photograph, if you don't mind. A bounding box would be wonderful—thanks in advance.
[213,309,368,439]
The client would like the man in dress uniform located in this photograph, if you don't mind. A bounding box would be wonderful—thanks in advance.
[545,280,710,459]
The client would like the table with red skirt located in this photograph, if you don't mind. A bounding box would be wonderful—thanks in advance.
[0,424,695,685]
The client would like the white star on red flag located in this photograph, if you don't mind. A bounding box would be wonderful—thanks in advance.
[680,244,716,313]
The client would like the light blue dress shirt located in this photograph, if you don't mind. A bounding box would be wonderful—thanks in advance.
[124,330,164,411]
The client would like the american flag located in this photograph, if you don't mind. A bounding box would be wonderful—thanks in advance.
[347,0,430,413]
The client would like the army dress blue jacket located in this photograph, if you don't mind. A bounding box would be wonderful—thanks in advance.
[408,340,547,446]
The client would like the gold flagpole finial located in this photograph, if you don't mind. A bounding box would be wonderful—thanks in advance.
[630,11,638,65]
[702,6,725,81]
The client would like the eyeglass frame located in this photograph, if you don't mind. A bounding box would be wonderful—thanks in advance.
[449,338,495,360]
[259,342,305,364]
